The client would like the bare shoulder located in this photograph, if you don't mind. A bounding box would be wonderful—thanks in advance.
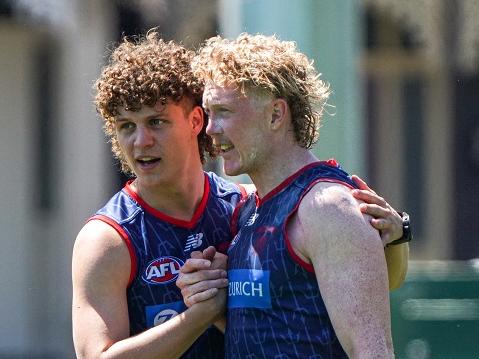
[72,221,132,356]
[72,219,131,290]
[295,182,381,258]
[299,182,364,232]
[75,219,127,252]
[303,182,356,210]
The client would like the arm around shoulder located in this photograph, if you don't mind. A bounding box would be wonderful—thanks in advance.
[385,243,409,290]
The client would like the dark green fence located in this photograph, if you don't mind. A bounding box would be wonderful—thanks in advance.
[391,260,479,359]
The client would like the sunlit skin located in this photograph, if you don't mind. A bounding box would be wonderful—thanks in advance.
[204,84,316,197]
[204,84,280,182]
[115,100,205,219]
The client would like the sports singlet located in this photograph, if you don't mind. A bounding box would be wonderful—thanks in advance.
[225,160,357,359]
[91,172,244,359]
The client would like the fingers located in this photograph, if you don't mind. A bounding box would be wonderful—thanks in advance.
[177,267,227,288]
[180,258,212,274]
[190,250,205,260]
[351,175,375,193]
[183,288,219,307]
[353,190,387,208]
[181,279,228,307]
[210,252,228,270]
[370,217,403,247]
[359,203,391,218]
[202,246,217,261]
[370,218,389,230]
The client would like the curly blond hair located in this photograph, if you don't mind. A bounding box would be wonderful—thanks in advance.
[192,33,330,148]
[94,31,213,174]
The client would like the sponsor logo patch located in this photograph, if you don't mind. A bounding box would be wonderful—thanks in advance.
[183,233,204,252]
[227,269,272,309]
[145,301,186,328]
[142,256,184,285]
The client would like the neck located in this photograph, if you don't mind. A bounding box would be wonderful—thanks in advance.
[249,147,318,198]
[133,166,205,221]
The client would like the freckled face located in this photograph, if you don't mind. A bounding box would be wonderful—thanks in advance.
[203,84,273,177]
[115,101,201,188]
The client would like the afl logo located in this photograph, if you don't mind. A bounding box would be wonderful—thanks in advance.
[142,256,184,285]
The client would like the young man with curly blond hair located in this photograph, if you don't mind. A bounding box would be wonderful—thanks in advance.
[72,31,407,358]
[72,32,234,359]
[177,33,408,358]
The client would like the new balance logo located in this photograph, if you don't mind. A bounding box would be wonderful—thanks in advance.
[245,213,259,226]
[184,233,204,252]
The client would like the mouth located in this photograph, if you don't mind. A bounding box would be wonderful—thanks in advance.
[215,143,235,154]
[136,156,161,167]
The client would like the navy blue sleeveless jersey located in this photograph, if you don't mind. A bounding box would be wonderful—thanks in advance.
[91,172,245,359]
[225,160,358,359]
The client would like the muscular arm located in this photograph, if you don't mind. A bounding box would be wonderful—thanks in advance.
[72,220,223,359]
[245,177,409,290]
[289,183,394,359]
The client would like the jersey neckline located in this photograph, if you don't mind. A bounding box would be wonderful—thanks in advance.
[258,159,339,205]
[123,173,210,229]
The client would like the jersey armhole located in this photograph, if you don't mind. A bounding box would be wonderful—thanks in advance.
[88,214,138,287]
[284,178,356,273]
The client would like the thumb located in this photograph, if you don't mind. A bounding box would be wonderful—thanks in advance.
[202,246,217,261]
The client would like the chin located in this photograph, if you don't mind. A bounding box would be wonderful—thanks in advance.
[223,165,244,177]
[223,157,247,177]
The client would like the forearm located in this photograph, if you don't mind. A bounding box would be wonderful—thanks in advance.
[385,243,409,290]
[97,306,213,359]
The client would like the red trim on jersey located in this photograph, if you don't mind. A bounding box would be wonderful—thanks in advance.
[285,233,315,272]
[238,184,247,198]
[284,177,355,273]
[88,214,138,286]
[259,159,339,205]
[123,173,210,229]
[216,240,231,255]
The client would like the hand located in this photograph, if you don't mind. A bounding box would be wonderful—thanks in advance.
[176,246,228,307]
[351,175,403,247]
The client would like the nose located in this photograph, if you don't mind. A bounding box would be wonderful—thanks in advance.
[206,116,223,137]
[134,126,154,148]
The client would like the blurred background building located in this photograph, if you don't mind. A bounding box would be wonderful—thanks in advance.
[0,0,478,357]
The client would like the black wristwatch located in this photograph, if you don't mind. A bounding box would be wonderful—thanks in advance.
[387,212,412,246]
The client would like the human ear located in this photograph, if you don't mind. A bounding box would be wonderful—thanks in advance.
[270,98,288,130]
[190,105,204,135]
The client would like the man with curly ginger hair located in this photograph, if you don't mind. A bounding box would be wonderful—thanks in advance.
[72,31,406,358]
[177,33,408,358]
